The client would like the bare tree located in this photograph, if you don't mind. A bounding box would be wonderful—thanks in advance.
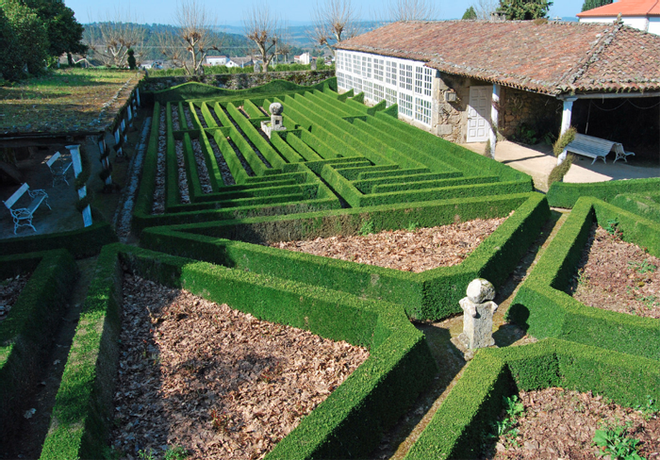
[162,0,221,75]
[388,0,438,21]
[243,4,281,72]
[85,9,145,67]
[310,0,359,56]
[473,0,498,19]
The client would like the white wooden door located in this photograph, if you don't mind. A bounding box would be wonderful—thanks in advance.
[466,86,491,142]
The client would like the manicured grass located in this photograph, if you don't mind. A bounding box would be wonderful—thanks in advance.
[0,68,140,134]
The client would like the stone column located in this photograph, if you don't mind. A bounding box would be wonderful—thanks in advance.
[489,84,500,157]
[560,96,578,136]
[458,278,498,350]
[66,144,93,227]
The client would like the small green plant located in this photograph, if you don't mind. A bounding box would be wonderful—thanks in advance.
[164,445,189,460]
[605,218,623,239]
[628,259,657,274]
[137,449,156,460]
[359,220,374,236]
[593,422,644,460]
[635,395,659,421]
[488,395,525,448]
[513,124,538,145]
[406,221,420,232]
[575,267,589,287]
[636,294,658,310]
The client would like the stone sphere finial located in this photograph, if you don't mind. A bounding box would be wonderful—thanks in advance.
[269,102,283,115]
[466,278,495,304]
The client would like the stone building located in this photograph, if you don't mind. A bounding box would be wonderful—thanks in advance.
[335,20,660,153]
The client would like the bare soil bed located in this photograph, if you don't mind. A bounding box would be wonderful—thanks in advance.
[571,225,660,318]
[109,275,369,459]
[489,388,660,459]
[271,216,508,272]
[0,273,31,325]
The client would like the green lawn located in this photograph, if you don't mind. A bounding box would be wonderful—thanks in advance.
[0,68,141,134]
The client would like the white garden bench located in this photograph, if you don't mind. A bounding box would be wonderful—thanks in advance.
[2,183,51,234]
[46,151,73,186]
[565,133,635,165]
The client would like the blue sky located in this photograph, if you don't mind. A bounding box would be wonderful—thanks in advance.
[66,0,583,27]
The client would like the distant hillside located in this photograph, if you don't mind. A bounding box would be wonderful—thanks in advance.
[84,23,253,61]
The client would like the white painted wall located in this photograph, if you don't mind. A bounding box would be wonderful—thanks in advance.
[579,15,658,34]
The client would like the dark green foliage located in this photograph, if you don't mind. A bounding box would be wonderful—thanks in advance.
[547,153,573,187]
[0,222,117,258]
[0,0,49,81]
[23,0,86,60]
[462,6,478,19]
[553,127,576,157]
[0,250,77,439]
[41,244,437,460]
[127,48,136,70]
[496,0,553,20]
[582,0,612,12]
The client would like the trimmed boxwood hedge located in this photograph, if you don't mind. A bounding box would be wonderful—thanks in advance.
[547,178,660,209]
[0,249,77,439]
[141,192,549,321]
[405,338,660,459]
[610,191,660,224]
[40,244,436,459]
[508,196,660,361]
[0,222,118,259]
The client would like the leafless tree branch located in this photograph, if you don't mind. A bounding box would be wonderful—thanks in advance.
[243,4,281,72]
[309,0,359,56]
[388,0,438,22]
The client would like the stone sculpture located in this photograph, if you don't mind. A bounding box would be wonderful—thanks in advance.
[458,278,498,349]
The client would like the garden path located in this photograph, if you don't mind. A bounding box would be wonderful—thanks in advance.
[371,210,570,459]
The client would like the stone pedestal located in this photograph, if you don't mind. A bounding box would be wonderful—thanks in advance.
[458,278,498,350]
[261,102,287,139]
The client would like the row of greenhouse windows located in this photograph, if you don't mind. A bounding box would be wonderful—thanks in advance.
[336,50,434,126]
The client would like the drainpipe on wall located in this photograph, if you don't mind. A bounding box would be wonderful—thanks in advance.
[489,84,500,157]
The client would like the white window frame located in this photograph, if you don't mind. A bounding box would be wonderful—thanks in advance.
[354,77,363,93]
[374,58,384,82]
[398,92,413,118]
[385,87,397,107]
[424,67,434,97]
[373,83,385,102]
[364,80,373,101]
[399,63,413,92]
[415,97,432,126]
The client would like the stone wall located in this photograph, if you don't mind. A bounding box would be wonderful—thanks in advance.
[498,87,562,143]
[432,73,474,143]
[141,70,334,93]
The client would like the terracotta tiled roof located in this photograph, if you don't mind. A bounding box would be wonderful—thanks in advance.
[577,0,660,18]
[336,20,660,96]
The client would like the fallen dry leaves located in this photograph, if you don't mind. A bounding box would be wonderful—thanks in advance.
[109,275,368,459]
[491,388,660,459]
[0,273,31,324]
[571,225,660,318]
[272,217,508,272]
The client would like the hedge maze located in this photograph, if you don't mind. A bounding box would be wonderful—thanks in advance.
[3,78,660,458]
